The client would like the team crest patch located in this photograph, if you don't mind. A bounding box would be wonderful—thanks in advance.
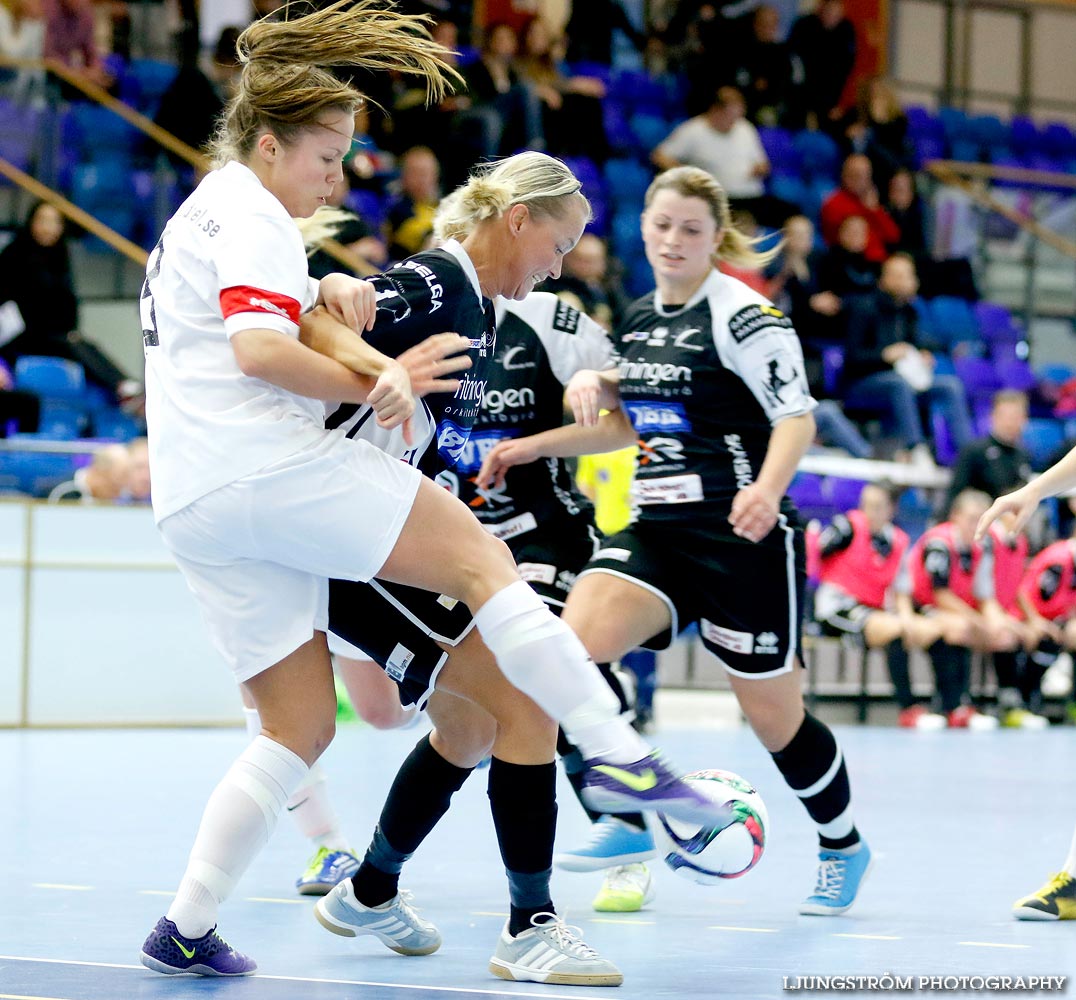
[552,298,581,334]
[729,304,793,344]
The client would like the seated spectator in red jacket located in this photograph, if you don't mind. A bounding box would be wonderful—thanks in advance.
[1017,534,1076,704]
[821,153,901,263]
[813,482,945,728]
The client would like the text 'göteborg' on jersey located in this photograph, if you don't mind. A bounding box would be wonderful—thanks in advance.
[615,269,816,519]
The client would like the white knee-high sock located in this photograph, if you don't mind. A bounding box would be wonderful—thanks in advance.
[243,705,348,851]
[166,736,307,938]
[473,581,650,762]
[1063,821,1076,877]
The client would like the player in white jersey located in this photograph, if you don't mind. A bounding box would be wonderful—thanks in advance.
[137,13,724,972]
[480,166,874,917]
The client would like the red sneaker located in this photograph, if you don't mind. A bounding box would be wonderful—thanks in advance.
[947,706,999,730]
[898,705,946,730]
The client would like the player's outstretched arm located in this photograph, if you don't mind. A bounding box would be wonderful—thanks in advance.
[476,408,636,490]
[976,443,1076,541]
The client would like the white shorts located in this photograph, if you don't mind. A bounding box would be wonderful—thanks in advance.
[160,431,422,682]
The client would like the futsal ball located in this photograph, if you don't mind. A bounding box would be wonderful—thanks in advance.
[655,769,768,883]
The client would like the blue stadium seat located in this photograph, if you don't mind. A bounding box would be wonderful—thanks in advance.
[994,357,1037,393]
[1042,121,1076,160]
[758,126,800,177]
[793,130,841,180]
[603,158,651,207]
[928,295,979,347]
[905,105,944,140]
[1023,418,1067,468]
[64,104,142,164]
[92,407,143,441]
[629,112,670,152]
[121,58,179,116]
[14,356,86,399]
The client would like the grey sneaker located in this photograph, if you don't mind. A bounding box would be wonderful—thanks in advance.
[488,913,623,987]
[314,880,441,955]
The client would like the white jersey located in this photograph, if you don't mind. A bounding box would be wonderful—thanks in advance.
[141,161,326,522]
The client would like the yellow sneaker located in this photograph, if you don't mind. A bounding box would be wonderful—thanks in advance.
[1013,872,1076,920]
[592,863,655,913]
[1001,708,1050,730]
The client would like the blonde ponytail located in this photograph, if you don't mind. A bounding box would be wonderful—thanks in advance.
[211,0,460,166]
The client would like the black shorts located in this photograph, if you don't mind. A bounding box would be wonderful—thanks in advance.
[578,509,806,678]
[327,518,599,707]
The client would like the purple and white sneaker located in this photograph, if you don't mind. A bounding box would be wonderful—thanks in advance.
[140,916,256,976]
[581,751,736,827]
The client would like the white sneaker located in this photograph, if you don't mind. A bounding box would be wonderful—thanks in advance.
[1042,652,1073,697]
[488,914,623,986]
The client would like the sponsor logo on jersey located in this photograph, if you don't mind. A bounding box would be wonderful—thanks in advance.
[700,620,753,655]
[624,401,690,434]
[484,512,538,539]
[385,642,415,683]
[637,436,684,467]
[484,385,535,415]
[500,345,537,371]
[754,631,780,654]
[673,326,705,350]
[436,420,473,467]
[724,433,755,489]
[399,258,443,313]
[622,330,650,343]
[618,358,693,387]
[759,352,798,406]
[373,283,412,323]
[434,468,459,495]
[517,561,557,585]
[454,428,511,475]
[728,303,793,344]
[552,299,581,334]
[556,569,578,592]
[632,473,703,505]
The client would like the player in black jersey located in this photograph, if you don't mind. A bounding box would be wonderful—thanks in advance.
[480,166,874,917]
[300,156,732,985]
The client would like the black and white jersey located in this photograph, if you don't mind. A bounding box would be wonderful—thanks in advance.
[325,239,496,474]
[444,292,614,540]
[614,268,815,518]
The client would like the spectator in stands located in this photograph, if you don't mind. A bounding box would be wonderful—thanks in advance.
[125,435,151,503]
[767,215,841,355]
[946,390,1034,510]
[385,145,441,261]
[842,253,974,464]
[831,76,912,194]
[515,18,610,162]
[816,215,881,301]
[0,201,143,408]
[820,154,901,263]
[812,482,947,728]
[301,170,389,281]
[47,443,131,503]
[0,356,39,436]
[155,25,241,166]
[461,21,544,162]
[885,168,928,257]
[730,4,800,127]
[563,0,644,66]
[899,488,1021,728]
[542,233,631,332]
[652,86,796,230]
[42,0,114,95]
[0,0,46,103]
[786,0,856,129]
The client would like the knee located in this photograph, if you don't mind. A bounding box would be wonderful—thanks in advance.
[432,718,496,767]
[356,701,409,730]
[458,533,518,607]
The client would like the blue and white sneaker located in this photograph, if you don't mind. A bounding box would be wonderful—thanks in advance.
[554,816,657,872]
[799,840,873,916]
[314,879,441,955]
[140,916,256,976]
[581,750,736,827]
[296,846,361,896]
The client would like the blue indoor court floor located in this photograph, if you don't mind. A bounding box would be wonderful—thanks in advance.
[1,716,1074,1000]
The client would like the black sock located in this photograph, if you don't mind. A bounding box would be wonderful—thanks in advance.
[885,639,915,709]
[770,712,859,851]
[488,757,558,936]
[930,640,970,714]
[351,734,472,907]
